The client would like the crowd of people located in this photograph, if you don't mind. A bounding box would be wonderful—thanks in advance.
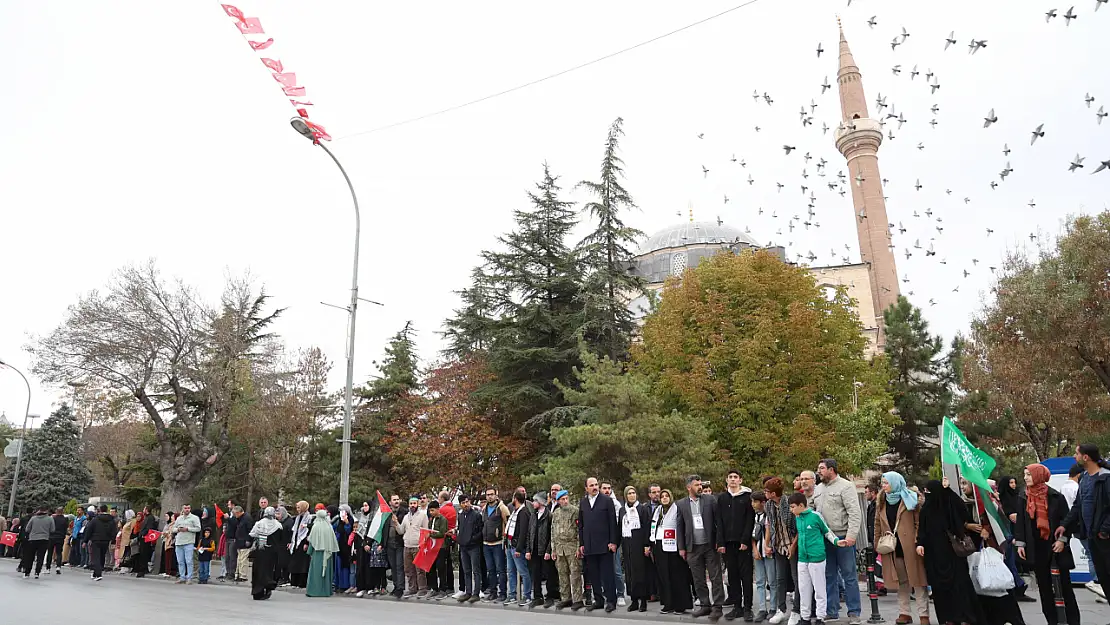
[3,444,1110,625]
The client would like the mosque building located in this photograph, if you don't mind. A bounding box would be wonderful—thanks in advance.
[629,26,896,357]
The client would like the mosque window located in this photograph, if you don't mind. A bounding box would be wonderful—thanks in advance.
[671,252,688,276]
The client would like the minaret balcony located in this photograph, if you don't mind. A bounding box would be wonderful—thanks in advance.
[834,117,883,157]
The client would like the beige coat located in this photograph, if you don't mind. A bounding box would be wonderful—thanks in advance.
[116,519,135,560]
[874,497,927,588]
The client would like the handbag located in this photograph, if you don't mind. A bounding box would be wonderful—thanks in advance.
[875,506,900,555]
[948,531,976,557]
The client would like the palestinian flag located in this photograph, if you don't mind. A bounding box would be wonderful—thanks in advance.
[366,490,392,544]
[974,485,1012,544]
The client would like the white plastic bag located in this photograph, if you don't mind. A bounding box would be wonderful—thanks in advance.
[977,546,1016,594]
[969,551,1008,597]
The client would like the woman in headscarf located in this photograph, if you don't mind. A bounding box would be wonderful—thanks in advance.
[307,506,339,597]
[915,480,984,625]
[115,509,136,570]
[619,485,652,612]
[876,472,928,625]
[134,506,158,578]
[248,506,282,600]
[353,501,374,596]
[288,501,312,589]
[273,506,293,586]
[968,487,1026,625]
[994,476,1032,599]
[332,503,355,593]
[651,488,692,615]
[1015,464,1079,625]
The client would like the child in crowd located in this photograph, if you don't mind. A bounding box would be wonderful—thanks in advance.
[197,527,216,584]
[788,493,844,625]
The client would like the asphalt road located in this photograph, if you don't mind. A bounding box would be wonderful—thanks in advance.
[1,563,1106,624]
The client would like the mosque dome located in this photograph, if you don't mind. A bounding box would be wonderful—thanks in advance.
[633,221,764,285]
[637,221,759,255]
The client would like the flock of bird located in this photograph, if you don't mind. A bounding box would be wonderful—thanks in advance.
[678,1,1106,311]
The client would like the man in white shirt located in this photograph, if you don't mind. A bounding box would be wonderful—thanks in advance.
[1061,463,1082,508]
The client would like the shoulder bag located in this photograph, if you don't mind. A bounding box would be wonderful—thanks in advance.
[875,506,900,555]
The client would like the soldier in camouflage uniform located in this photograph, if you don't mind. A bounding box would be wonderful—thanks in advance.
[550,490,584,609]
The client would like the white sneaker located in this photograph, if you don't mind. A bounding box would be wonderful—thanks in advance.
[618,597,626,607]
[1087,580,1106,598]
[479,591,489,599]
[695,598,703,607]
[769,610,788,624]
[787,613,801,625]
[356,590,365,598]
[453,590,466,599]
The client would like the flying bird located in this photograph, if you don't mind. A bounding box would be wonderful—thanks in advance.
[892,64,902,75]
[1046,8,1058,21]
[1064,6,1077,24]
[1003,144,1011,155]
[931,104,940,114]
[697,133,704,139]
[1030,123,1045,145]
[945,31,956,50]
[929,118,938,129]
[1097,106,1107,125]
[868,16,878,28]
[702,165,709,177]
[1086,93,1096,108]
[901,26,911,41]
[989,181,998,190]
[983,108,998,128]
[1000,162,1013,179]
[969,40,987,54]
[986,228,994,236]
[1028,199,1036,209]
[816,43,824,57]
[925,68,934,81]
[917,142,925,151]
[915,179,922,191]
[723,195,729,204]
[891,37,902,51]
[821,77,831,94]
[930,80,941,94]
[1092,159,1110,174]
[1069,154,1085,171]
[783,145,796,155]
[910,65,919,79]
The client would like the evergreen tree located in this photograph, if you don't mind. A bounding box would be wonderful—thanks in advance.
[441,266,499,358]
[477,165,584,438]
[576,117,646,363]
[883,296,960,477]
[0,405,93,511]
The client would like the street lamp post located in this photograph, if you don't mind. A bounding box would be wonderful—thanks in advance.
[290,117,360,507]
[1,358,32,518]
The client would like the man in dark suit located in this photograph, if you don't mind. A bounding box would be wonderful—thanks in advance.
[676,474,725,622]
[578,476,619,612]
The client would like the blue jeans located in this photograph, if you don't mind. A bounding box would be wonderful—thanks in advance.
[198,560,211,582]
[824,539,861,618]
[483,544,506,598]
[175,544,195,581]
[613,549,626,597]
[754,555,777,613]
[1003,541,1028,590]
[506,548,532,600]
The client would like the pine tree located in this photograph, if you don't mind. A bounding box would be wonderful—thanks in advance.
[477,165,584,437]
[883,296,960,477]
[576,117,646,363]
[441,266,499,358]
[0,405,93,511]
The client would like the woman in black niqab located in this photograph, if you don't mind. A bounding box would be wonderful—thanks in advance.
[916,480,985,625]
[995,477,1020,520]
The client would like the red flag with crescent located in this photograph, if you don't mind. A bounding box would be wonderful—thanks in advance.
[412,528,442,572]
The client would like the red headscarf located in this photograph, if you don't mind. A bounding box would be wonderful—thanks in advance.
[1025,463,1051,540]
[314,503,327,511]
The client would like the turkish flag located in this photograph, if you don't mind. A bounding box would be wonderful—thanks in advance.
[144,529,160,543]
[412,528,442,572]
[214,504,225,529]
[1,531,16,547]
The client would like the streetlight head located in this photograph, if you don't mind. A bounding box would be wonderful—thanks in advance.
[290,116,316,141]
[0,357,8,366]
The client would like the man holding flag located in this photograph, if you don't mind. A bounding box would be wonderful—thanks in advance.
[414,501,447,593]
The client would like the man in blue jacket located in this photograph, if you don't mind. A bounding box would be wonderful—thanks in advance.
[68,507,86,567]
[1058,442,1110,601]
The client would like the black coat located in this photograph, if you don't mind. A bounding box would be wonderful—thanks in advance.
[1014,487,1075,570]
[531,507,553,556]
[87,513,117,543]
[455,507,483,547]
[234,513,255,548]
[578,494,619,556]
[717,488,755,544]
[50,514,68,540]
[509,504,534,554]
[617,502,653,550]
[224,514,239,545]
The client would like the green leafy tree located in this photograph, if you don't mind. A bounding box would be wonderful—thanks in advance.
[531,349,726,493]
[0,405,93,511]
[634,250,892,477]
[576,117,646,363]
[883,296,963,477]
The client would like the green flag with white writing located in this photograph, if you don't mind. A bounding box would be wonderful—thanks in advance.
[941,416,996,492]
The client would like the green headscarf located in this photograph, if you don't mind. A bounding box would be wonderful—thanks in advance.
[308,509,339,554]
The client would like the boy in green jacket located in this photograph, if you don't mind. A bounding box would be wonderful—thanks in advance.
[789,493,845,625]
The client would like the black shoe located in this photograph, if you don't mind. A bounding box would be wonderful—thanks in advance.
[570,601,584,611]
[605,603,616,613]
[586,601,603,612]
[1015,594,1037,603]
[710,608,724,623]
[639,602,647,613]
[693,607,713,618]
[661,608,674,614]
[544,598,555,609]
[530,598,543,608]
[556,600,571,609]
[754,610,768,622]
[745,609,755,622]
[628,599,639,612]
[726,607,742,621]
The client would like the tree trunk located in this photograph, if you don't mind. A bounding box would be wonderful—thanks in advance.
[160,478,199,515]
[246,445,255,516]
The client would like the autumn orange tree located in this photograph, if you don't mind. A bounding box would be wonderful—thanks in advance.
[633,250,893,476]
[386,357,528,494]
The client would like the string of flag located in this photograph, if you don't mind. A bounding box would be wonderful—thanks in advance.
[219,3,332,142]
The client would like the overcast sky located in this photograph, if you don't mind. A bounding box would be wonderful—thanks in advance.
[1,1,1106,423]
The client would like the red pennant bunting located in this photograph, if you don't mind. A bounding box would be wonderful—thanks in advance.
[236,17,264,34]
[247,38,274,51]
[282,86,306,97]
[261,58,283,72]
[221,4,245,20]
[271,72,297,88]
